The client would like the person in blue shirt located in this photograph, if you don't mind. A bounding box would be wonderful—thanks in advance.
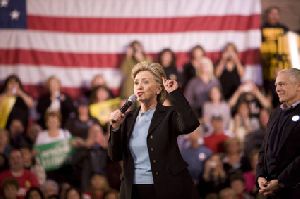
[109,61,199,199]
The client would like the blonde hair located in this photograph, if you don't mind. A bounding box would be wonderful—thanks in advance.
[132,61,167,103]
[197,57,215,80]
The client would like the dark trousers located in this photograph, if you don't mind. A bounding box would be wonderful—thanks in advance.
[132,184,156,199]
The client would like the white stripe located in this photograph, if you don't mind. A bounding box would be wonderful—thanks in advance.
[1,64,262,87]
[28,0,260,17]
[0,30,261,53]
[0,65,121,88]
[243,64,263,85]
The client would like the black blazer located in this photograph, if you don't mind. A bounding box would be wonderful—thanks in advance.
[36,93,75,129]
[257,104,300,198]
[108,89,199,199]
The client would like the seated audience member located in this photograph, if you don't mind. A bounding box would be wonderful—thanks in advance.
[0,129,12,159]
[65,97,98,139]
[219,187,236,199]
[83,174,110,199]
[35,110,72,184]
[89,85,113,105]
[243,149,259,196]
[64,187,81,199]
[215,43,245,100]
[8,119,26,149]
[157,48,181,82]
[198,154,228,198]
[182,45,206,90]
[184,57,220,117]
[85,74,114,99]
[222,138,243,176]
[243,108,270,158]
[104,189,119,199]
[180,126,212,184]
[16,122,42,150]
[0,149,38,198]
[203,86,231,132]
[72,123,108,192]
[204,116,229,153]
[229,101,258,142]
[25,187,45,199]
[35,111,71,145]
[2,178,19,199]
[229,81,271,120]
[20,147,46,186]
[120,40,151,99]
[230,174,254,199]
[0,74,33,130]
[36,75,75,129]
[41,180,59,199]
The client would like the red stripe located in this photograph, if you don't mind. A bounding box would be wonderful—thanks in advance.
[23,85,119,99]
[0,49,260,69]
[28,15,260,33]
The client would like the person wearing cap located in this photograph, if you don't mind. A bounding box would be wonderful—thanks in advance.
[257,68,300,198]
[109,62,199,199]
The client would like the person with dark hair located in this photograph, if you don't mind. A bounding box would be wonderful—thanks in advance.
[109,62,199,199]
[182,45,206,91]
[157,48,180,83]
[64,187,81,199]
[2,178,19,199]
[215,42,245,100]
[257,68,300,198]
[25,187,45,199]
[0,149,39,198]
[0,74,33,130]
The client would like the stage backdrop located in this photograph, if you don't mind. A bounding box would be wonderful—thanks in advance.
[0,0,261,98]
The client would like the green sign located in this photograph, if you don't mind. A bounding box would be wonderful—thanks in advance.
[34,139,74,171]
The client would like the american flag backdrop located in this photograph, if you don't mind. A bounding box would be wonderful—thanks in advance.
[0,0,261,98]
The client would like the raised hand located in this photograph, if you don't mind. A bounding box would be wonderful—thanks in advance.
[163,78,178,93]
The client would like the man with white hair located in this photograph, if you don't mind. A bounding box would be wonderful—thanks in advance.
[257,68,300,198]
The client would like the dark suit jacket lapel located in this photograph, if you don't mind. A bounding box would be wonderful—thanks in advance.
[148,104,166,135]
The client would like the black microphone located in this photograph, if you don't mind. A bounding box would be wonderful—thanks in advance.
[120,94,137,113]
[112,94,137,123]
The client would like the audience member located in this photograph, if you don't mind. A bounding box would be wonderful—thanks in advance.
[0,74,33,130]
[120,40,151,99]
[36,76,75,129]
[157,48,180,82]
[204,116,229,153]
[203,86,231,132]
[41,180,59,199]
[184,57,220,117]
[198,154,227,198]
[0,149,39,198]
[65,97,98,139]
[243,149,259,196]
[182,45,206,90]
[180,126,212,184]
[229,174,253,199]
[222,138,243,176]
[215,43,245,100]
[25,187,45,199]
[64,187,81,199]
[2,178,19,199]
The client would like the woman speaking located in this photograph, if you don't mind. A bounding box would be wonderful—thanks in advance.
[109,62,199,199]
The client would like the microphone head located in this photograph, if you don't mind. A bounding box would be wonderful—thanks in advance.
[128,94,137,103]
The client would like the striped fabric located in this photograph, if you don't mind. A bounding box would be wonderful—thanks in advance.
[0,0,261,98]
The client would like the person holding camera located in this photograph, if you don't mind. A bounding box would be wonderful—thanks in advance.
[120,41,152,99]
[215,43,245,100]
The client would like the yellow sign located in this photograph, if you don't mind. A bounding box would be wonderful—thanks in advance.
[89,98,122,125]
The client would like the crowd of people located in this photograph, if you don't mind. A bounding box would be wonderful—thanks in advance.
[0,6,293,199]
